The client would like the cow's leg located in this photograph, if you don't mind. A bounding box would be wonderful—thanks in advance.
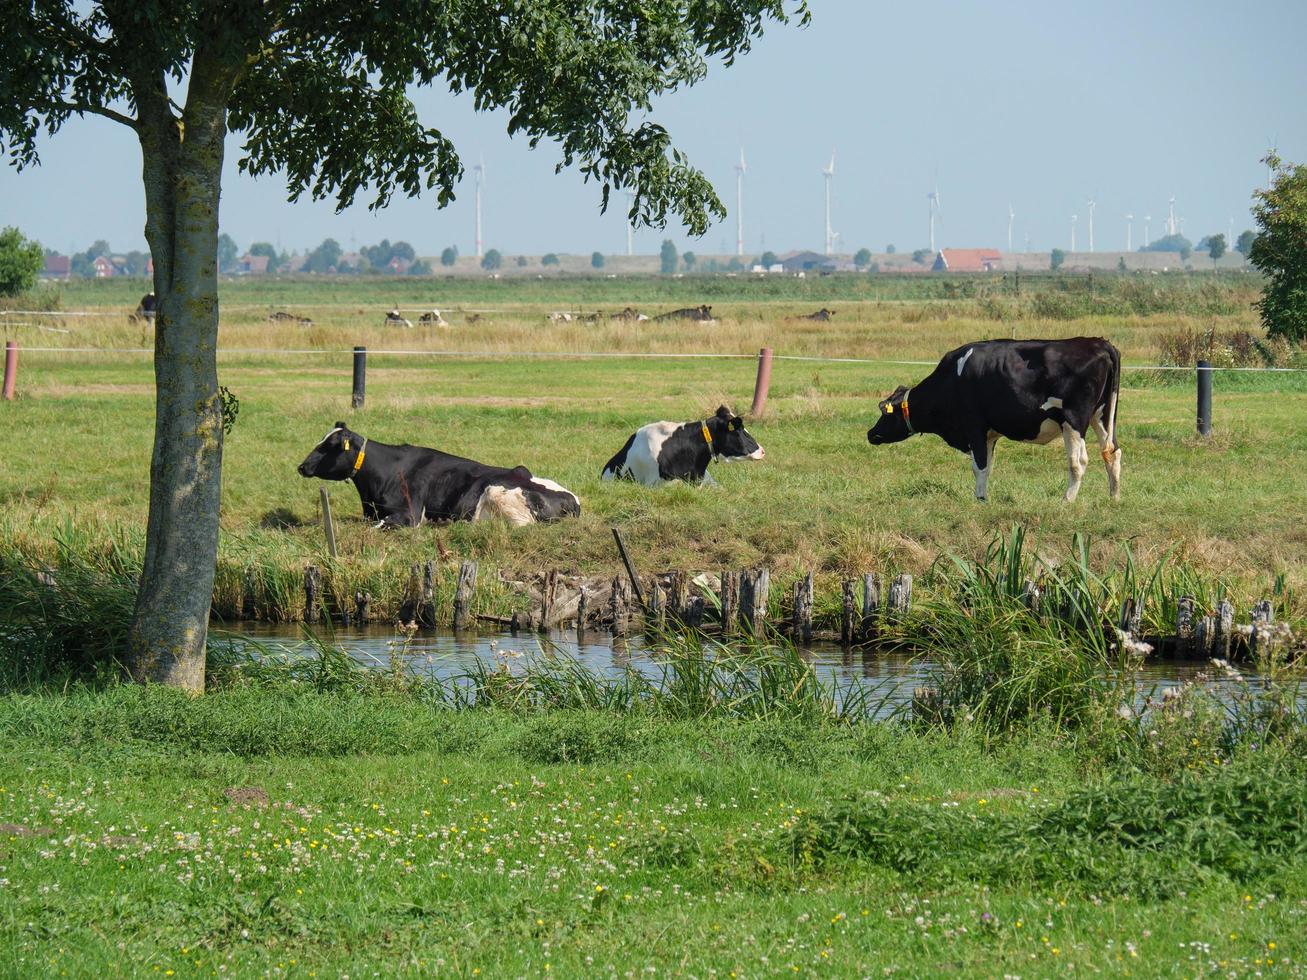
[1061,423,1088,502]
[971,433,998,501]
[1091,412,1122,500]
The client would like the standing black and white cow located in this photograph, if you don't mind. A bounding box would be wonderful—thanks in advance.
[866,338,1122,501]
[601,406,765,486]
[297,423,580,526]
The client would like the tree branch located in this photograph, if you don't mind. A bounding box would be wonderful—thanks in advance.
[50,100,139,130]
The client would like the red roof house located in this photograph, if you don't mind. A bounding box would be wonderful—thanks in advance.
[933,248,1003,272]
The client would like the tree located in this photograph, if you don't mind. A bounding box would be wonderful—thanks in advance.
[1250,152,1307,341]
[591,251,605,269]
[853,247,872,269]
[760,250,778,268]
[1235,230,1256,258]
[123,250,151,276]
[248,242,282,273]
[1206,233,1226,263]
[681,250,695,269]
[660,239,678,274]
[216,233,239,273]
[1141,233,1193,261]
[541,253,560,267]
[0,226,43,296]
[1,0,802,690]
[303,238,343,274]
[1050,248,1065,271]
[885,244,896,254]
[70,239,111,278]
[481,248,502,271]
[440,245,459,267]
[911,248,930,265]
[410,258,432,275]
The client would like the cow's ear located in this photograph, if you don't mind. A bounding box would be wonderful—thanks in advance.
[334,420,348,430]
[715,405,731,420]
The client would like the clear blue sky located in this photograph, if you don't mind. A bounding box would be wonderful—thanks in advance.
[3,0,1304,257]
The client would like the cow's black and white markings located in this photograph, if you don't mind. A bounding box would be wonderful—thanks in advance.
[653,304,715,323]
[384,308,413,328]
[866,338,1122,501]
[296,423,580,527]
[601,406,764,487]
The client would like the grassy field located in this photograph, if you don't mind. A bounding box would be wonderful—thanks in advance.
[2,274,1306,627]
[2,681,1305,978]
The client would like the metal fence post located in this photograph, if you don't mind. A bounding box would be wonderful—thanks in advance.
[1196,359,1212,437]
[351,346,366,409]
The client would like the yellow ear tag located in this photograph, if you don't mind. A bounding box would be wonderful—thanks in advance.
[728,422,736,431]
[343,439,350,451]
[884,404,894,414]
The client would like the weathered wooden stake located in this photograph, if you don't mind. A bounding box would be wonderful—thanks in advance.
[1196,615,1216,657]
[860,573,882,642]
[453,560,478,630]
[792,571,814,644]
[1020,578,1041,613]
[888,573,913,618]
[539,570,559,631]
[351,346,367,409]
[1249,599,1274,660]
[611,527,647,610]
[667,571,688,624]
[750,347,774,417]
[719,570,740,633]
[398,563,421,626]
[683,596,705,629]
[647,582,666,629]
[319,488,338,559]
[1176,595,1195,655]
[354,590,371,624]
[739,568,770,635]
[419,560,437,628]
[840,580,857,646]
[1118,596,1142,637]
[1216,599,1234,658]
[576,588,589,634]
[1196,359,1213,437]
[3,341,18,401]
[610,575,631,635]
[304,564,322,623]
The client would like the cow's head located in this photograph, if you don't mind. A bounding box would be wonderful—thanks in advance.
[297,421,366,480]
[710,405,765,462]
[867,386,913,445]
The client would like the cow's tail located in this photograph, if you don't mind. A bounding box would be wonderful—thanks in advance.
[601,432,637,480]
[1102,343,1122,461]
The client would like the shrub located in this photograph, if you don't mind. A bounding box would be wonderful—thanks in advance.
[0,226,44,296]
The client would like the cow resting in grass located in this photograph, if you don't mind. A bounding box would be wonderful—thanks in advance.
[297,422,580,527]
[866,338,1122,502]
[601,406,764,486]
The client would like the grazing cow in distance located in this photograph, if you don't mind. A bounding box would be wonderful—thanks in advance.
[612,307,649,321]
[297,423,581,527]
[601,406,765,487]
[267,310,313,325]
[789,308,836,322]
[654,304,715,323]
[418,309,448,326]
[547,311,573,322]
[129,293,156,323]
[866,338,1122,502]
[385,308,413,328]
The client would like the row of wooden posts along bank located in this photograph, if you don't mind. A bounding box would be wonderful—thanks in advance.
[290,557,1292,662]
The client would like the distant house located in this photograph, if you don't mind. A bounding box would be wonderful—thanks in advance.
[933,249,1003,272]
[92,255,116,278]
[386,256,411,274]
[284,254,307,274]
[779,250,837,274]
[42,254,71,279]
[237,254,270,274]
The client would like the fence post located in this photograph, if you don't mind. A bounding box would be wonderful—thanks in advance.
[351,346,367,409]
[2,341,17,401]
[750,347,773,417]
[319,488,338,558]
[1196,359,1212,437]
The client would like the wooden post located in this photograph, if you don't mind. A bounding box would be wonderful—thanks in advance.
[351,346,366,409]
[1196,615,1216,657]
[647,582,666,629]
[418,560,437,628]
[319,488,338,559]
[840,580,857,646]
[610,527,647,610]
[576,587,589,635]
[1196,359,1212,437]
[683,596,705,629]
[540,570,559,631]
[719,570,740,633]
[304,564,322,623]
[1020,578,1040,613]
[750,346,774,417]
[1176,595,1195,655]
[398,563,421,626]
[740,568,770,635]
[792,571,813,644]
[452,560,478,630]
[509,609,525,635]
[354,590,371,625]
[860,573,881,642]
[667,571,688,624]
[2,341,17,401]
[888,573,913,619]
[1250,599,1274,660]
[1119,596,1142,638]
[1216,599,1234,659]
[610,575,631,635]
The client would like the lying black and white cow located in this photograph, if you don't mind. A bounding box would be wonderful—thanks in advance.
[297,422,580,526]
[866,338,1122,501]
[654,304,715,322]
[601,406,764,486]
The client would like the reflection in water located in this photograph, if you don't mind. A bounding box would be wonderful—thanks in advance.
[216,623,1268,719]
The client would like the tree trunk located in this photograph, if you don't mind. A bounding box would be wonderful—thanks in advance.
[124,57,235,691]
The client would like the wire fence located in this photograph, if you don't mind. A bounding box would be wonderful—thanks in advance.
[9,345,1307,373]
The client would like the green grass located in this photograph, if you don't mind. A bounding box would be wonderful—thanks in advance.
[2,684,1305,977]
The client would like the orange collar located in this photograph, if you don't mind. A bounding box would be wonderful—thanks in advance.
[901,391,914,434]
[701,422,713,448]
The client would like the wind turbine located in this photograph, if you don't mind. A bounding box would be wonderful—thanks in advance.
[474,156,485,259]
[736,148,747,257]
[1125,214,1133,253]
[1007,204,1014,253]
[1143,215,1151,247]
[1167,196,1177,237]
[1086,197,1096,252]
[1070,214,1078,252]
[928,181,941,253]
[822,151,836,256]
